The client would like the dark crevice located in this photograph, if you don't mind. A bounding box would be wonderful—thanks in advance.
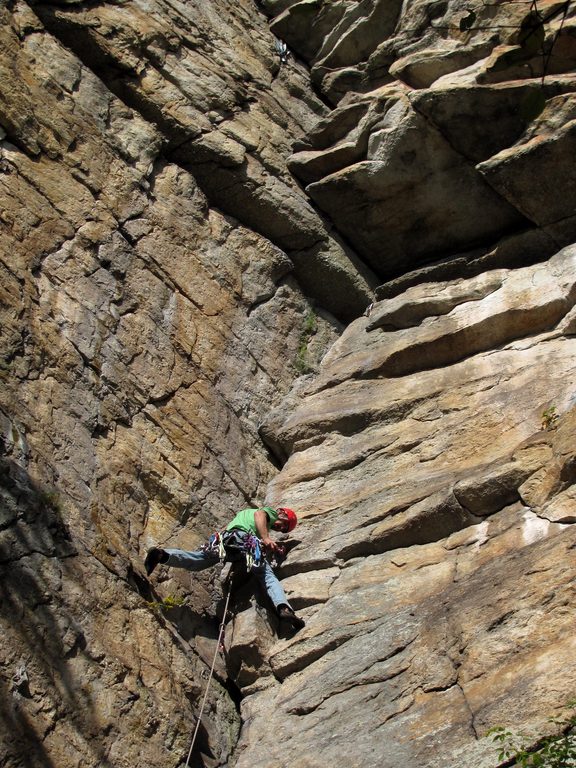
[223,675,243,713]
[486,610,516,632]
[258,435,284,471]
[375,225,559,302]
[0,129,43,160]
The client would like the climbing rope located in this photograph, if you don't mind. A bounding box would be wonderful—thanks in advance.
[183,583,232,768]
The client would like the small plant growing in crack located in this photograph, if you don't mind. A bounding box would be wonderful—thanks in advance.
[294,309,318,375]
[488,701,576,767]
[145,594,186,613]
[541,406,560,431]
[39,489,62,512]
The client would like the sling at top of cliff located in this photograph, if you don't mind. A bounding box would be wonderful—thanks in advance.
[1,0,576,766]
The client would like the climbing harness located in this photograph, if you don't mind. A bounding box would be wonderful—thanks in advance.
[183,529,293,763]
[201,529,264,571]
[183,581,232,768]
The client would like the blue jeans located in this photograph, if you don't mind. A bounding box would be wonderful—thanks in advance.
[164,547,291,610]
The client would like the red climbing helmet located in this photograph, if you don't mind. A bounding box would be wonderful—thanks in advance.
[278,507,297,532]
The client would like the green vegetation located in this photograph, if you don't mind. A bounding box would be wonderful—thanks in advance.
[145,594,186,613]
[541,406,559,431]
[489,702,576,767]
[295,309,318,374]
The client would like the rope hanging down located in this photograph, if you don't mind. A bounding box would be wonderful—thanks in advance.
[184,584,232,768]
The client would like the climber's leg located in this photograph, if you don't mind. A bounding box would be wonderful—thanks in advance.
[252,561,305,629]
[145,546,218,575]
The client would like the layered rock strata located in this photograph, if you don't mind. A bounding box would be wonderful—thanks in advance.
[1,1,342,764]
[1,0,576,766]
[267,0,576,278]
[232,248,576,768]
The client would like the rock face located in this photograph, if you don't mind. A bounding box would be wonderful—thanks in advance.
[0,2,342,765]
[1,0,576,767]
[276,0,576,278]
[236,249,576,767]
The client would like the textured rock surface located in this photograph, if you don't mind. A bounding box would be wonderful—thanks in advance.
[239,252,576,768]
[0,1,342,765]
[273,0,576,278]
[2,0,576,766]
[24,0,376,321]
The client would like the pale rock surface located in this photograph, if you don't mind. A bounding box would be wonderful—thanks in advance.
[233,255,576,768]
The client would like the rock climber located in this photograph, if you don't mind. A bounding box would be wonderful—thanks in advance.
[144,506,305,630]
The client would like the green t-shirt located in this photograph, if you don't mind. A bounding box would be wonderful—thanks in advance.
[226,507,279,536]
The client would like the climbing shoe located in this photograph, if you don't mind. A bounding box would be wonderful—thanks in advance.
[145,547,168,575]
[278,605,305,630]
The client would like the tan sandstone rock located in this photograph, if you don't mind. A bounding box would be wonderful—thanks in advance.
[3,0,576,766]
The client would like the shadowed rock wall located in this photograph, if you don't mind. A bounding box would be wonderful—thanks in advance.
[269,0,576,279]
[1,0,576,766]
